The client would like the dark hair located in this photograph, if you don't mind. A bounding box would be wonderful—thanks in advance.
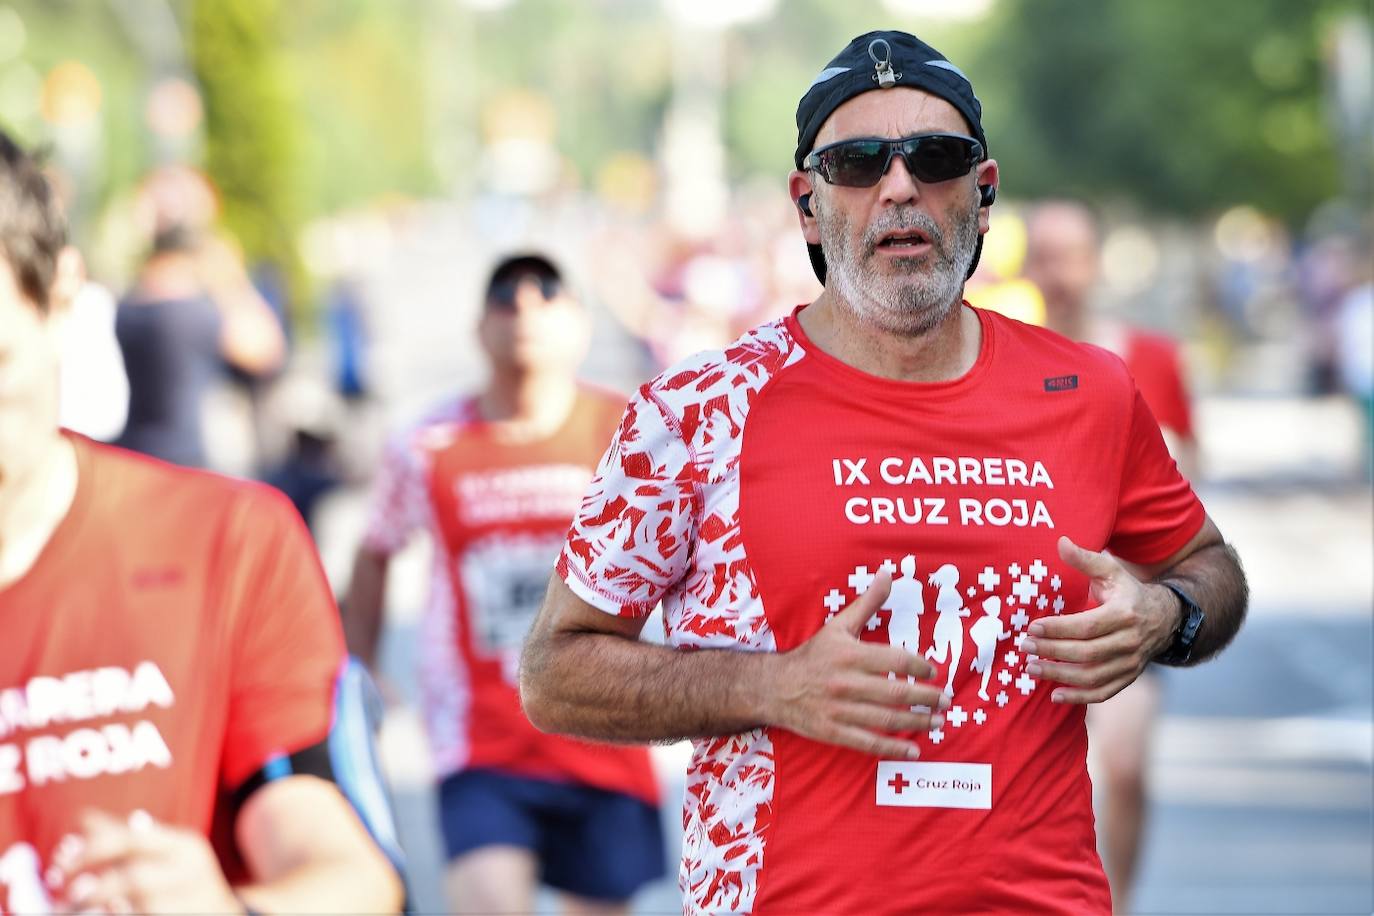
[484,253,564,308]
[0,127,67,312]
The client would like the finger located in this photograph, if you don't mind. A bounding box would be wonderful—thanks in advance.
[833,673,949,712]
[1057,536,1121,581]
[1028,604,1120,640]
[854,643,937,681]
[1028,656,1136,690]
[1048,672,1138,705]
[73,810,137,870]
[1020,629,1135,665]
[68,863,136,914]
[822,723,922,759]
[829,571,893,636]
[835,701,944,735]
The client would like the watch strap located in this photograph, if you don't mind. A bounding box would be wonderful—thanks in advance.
[1155,581,1204,666]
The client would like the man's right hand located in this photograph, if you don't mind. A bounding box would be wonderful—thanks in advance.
[764,573,947,759]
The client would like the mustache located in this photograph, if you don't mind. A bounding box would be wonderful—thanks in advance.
[861,209,945,257]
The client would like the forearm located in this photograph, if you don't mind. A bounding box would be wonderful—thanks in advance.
[342,548,389,668]
[236,777,402,914]
[1152,540,1248,664]
[521,628,780,743]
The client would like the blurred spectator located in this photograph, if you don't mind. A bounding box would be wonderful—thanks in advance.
[1023,199,1199,915]
[115,225,285,468]
[1335,274,1373,474]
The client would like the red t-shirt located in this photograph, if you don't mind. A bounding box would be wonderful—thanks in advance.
[0,435,345,912]
[559,305,1205,914]
[360,387,658,805]
[1121,328,1194,441]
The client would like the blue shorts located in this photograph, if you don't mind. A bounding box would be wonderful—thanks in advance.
[438,768,667,902]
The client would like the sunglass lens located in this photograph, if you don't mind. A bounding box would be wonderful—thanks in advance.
[905,136,975,182]
[824,140,889,187]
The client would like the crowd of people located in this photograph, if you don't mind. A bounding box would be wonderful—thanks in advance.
[12,19,1374,915]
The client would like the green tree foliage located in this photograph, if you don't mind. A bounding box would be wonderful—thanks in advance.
[969,0,1365,222]
[190,0,304,307]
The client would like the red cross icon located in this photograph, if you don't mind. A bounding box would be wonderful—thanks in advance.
[888,772,911,794]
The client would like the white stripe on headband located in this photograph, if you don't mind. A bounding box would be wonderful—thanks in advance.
[925,60,981,105]
[806,66,851,91]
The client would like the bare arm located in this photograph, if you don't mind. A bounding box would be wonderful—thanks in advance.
[520,574,948,759]
[234,776,403,913]
[68,778,401,914]
[198,236,286,376]
[1023,515,1248,703]
[342,546,391,670]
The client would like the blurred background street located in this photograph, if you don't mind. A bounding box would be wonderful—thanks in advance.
[5,0,1371,912]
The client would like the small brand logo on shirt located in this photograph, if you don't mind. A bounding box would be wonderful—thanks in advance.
[131,567,184,589]
[1043,375,1079,392]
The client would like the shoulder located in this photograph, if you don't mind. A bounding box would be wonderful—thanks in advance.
[81,436,293,529]
[979,307,1135,394]
[639,317,801,417]
[384,395,478,459]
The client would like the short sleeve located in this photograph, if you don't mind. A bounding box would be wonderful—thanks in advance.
[218,485,346,791]
[359,433,429,554]
[1107,389,1206,565]
[557,386,699,617]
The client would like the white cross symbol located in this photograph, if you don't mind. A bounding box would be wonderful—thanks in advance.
[1014,632,1028,650]
[877,558,897,577]
[946,705,967,728]
[1009,563,1022,578]
[929,727,945,744]
[996,691,1009,708]
[967,587,976,598]
[824,589,846,613]
[1012,575,1037,605]
[1051,574,1062,591]
[1003,650,1019,668]
[865,613,883,632]
[848,566,875,593]
[978,566,1001,592]
[1029,560,1048,582]
[1016,671,1036,695]
[1037,595,1048,610]
[997,669,1012,686]
[973,708,987,725]
[1010,608,1030,630]
[1053,595,1065,614]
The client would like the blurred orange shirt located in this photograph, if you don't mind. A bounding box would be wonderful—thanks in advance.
[0,435,345,909]
[361,386,658,806]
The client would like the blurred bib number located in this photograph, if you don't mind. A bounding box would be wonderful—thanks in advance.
[458,533,564,684]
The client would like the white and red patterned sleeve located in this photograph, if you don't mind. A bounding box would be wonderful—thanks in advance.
[557,385,699,618]
[359,431,429,555]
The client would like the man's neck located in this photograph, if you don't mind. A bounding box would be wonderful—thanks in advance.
[0,432,78,589]
[477,370,579,441]
[799,289,981,383]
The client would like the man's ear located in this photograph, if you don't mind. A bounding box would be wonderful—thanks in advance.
[788,170,821,244]
[975,159,999,235]
[49,245,84,315]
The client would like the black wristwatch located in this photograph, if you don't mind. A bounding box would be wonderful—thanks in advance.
[1154,582,1205,666]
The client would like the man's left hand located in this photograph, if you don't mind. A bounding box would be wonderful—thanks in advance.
[1019,536,1179,704]
[64,810,242,915]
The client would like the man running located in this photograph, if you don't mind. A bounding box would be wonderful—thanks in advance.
[0,130,402,913]
[343,254,664,915]
[521,30,1247,914]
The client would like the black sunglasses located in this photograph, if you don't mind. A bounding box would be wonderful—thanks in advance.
[805,132,984,188]
[486,275,562,310]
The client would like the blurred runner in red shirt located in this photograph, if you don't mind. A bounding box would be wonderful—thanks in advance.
[1025,198,1199,913]
[0,129,403,915]
[344,254,663,915]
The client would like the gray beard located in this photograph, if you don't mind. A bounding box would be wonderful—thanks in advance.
[820,198,979,336]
